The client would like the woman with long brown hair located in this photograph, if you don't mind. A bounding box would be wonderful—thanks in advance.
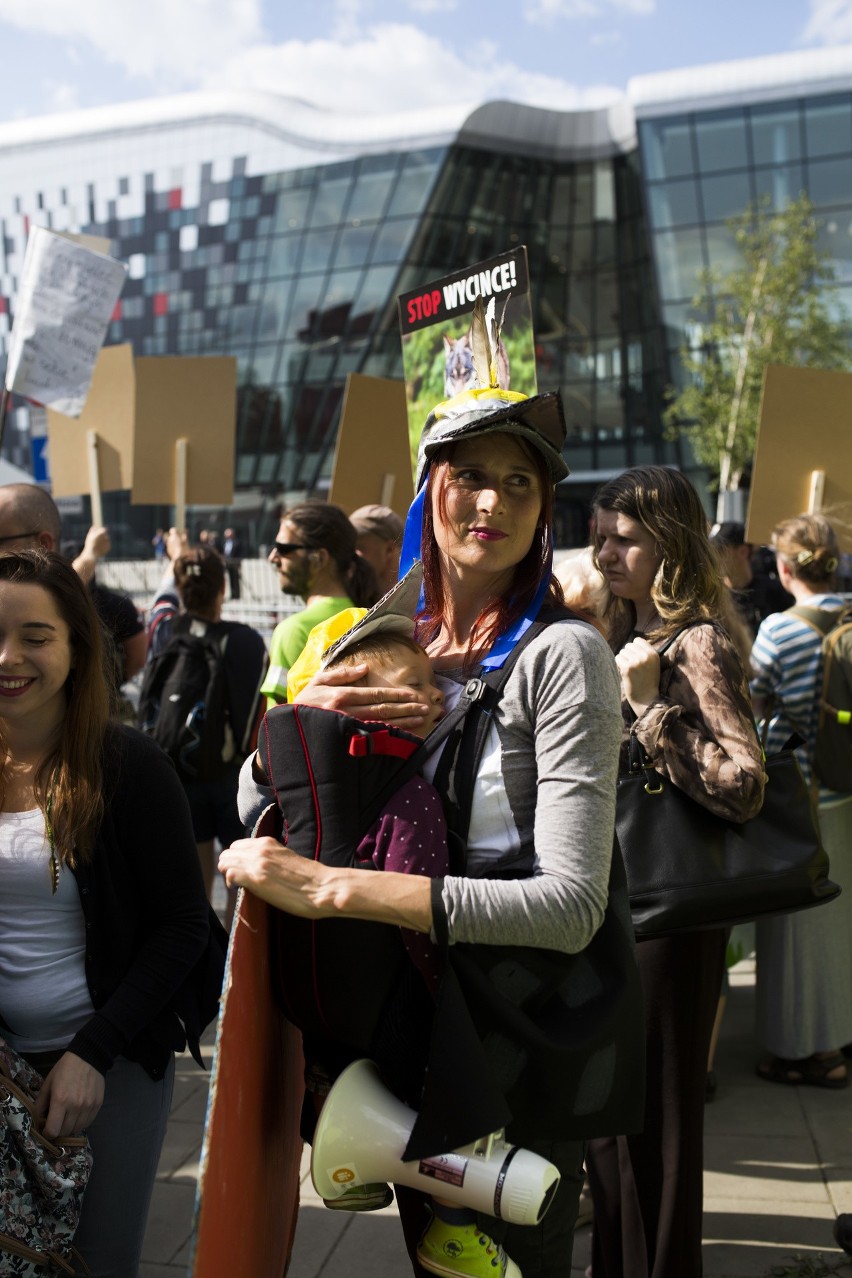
[0,550,215,1276]
[585,466,765,1278]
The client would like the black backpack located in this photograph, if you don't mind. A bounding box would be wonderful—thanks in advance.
[257,610,645,1154]
[138,616,234,783]
[787,603,852,792]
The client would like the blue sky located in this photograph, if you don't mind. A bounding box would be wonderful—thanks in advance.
[0,0,846,122]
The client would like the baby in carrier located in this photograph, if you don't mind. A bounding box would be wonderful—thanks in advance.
[260,605,528,1278]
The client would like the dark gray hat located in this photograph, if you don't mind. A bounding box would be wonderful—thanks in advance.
[416,388,569,489]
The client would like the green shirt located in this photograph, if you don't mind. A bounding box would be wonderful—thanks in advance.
[260,596,353,708]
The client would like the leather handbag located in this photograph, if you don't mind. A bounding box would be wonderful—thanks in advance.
[615,733,841,940]
[0,1037,92,1276]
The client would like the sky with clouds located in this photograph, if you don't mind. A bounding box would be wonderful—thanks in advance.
[0,0,848,122]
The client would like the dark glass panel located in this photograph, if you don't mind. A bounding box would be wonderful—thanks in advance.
[273,188,313,232]
[806,156,852,208]
[347,168,396,221]
[385,150,443,217]
[753,164,806,211]
[640,118,695,181]
[311,176,353,228]
[266,233,304,277]
[654,227,706,301]
[805,95,852,160]
[694,111,749,173]
[647,178,700,229]
[700,170,753,223]
[371,217,417,264]
[750,104,802,166]
[334,223,376,270]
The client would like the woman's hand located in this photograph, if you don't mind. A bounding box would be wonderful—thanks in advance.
[219,837,338,918]
[615,636,661,718]
[219,838,434,933]
[291,663,429,731]
[34,1052,105,1141]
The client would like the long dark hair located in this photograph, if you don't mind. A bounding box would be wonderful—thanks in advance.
[591,466,730,651]
[0,551,109,866]
[285,502,379,607]
[418,437,563,669]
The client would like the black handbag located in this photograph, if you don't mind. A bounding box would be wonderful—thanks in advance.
[616,731,841,940]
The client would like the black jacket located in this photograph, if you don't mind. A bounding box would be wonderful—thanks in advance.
[67,724,221,1079]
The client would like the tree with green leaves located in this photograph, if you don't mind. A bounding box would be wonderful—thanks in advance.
[664,193,850,519]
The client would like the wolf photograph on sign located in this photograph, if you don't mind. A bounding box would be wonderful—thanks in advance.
[398,247,536,463]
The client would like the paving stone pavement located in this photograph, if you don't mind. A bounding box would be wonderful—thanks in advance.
[140,957,852,1277]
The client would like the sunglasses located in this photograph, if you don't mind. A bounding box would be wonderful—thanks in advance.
[273,541,312,557]
[0,529,40,545]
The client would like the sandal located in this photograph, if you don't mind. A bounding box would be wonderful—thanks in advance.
[756,1052,848,1089]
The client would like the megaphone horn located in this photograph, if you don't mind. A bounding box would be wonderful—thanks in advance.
[311,1059,560,1226]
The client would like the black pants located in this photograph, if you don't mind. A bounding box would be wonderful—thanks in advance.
[586,929,726,1278]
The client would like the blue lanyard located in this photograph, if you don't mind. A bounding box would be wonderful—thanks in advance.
[397,484,552,674]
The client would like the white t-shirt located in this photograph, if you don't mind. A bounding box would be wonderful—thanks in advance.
[0,808,95,1052]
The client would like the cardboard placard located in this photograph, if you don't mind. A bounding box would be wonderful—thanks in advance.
[328,373,413,517]
[746,365,852,551]
[46,345,135,496]
[130,356,237,506]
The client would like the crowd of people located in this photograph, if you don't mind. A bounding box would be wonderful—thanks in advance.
[0,388,850,1278]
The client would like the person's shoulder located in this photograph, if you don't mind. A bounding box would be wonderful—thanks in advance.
[522,613,613,664]
[104,721,175,779]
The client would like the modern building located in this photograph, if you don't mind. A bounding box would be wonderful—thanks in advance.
[0,43,851,548]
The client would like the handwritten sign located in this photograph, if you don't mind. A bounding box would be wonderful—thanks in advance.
[5,227,127,417]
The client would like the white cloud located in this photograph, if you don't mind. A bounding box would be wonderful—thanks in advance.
[804,0,852,43]
[524,0,654,19]
[0,0,264,84]
[206,23,620,113]
[407,0,458,11]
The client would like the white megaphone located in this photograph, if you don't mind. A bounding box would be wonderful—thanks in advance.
[311,1059,560,1226]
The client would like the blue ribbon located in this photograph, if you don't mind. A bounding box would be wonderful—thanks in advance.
[397,484,552,674]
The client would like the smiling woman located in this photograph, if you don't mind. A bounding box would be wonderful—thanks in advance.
[0,550,222,1278]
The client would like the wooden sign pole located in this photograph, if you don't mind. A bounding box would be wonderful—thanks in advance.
[175,437,188,533]
[86,430,103,526]
[808,469,826,515]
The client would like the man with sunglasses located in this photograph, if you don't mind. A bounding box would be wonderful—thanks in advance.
[0,483,146,692]
[260,502,379,709]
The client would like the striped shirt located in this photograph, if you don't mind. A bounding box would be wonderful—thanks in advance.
[750,593,845,806]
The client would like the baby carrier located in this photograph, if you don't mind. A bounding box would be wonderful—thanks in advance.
[258,611,644,1157]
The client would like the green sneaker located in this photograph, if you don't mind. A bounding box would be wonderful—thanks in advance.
[323,1182,394,1212]
[416,1217,522,1278]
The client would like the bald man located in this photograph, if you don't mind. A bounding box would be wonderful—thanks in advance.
[0,484,146,685]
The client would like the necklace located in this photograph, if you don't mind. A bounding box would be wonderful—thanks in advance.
[634,605,659,633]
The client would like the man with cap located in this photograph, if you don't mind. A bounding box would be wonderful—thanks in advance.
[349,504,404,596]
[710,520,791,634]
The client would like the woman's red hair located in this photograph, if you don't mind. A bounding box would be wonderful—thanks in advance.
[416,436,563,669]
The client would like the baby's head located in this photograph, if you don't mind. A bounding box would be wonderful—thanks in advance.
[325,632,444,737]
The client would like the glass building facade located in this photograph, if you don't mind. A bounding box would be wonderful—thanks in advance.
[0,47,851,547]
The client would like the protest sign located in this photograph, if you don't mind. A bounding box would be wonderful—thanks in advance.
[47,348,237,529]
[746,364,852,551]
[329,373,413,517]
[5,227,127,418]
[397,246,536,451]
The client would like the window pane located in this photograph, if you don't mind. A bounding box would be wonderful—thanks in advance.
[807,156,852,208]
[757,164,806,213]
[694,112,749,173]
[654,227,706,301]
[805,96,852,160]
[385,151,442,217]
[348,169,396,221]
[640,118,695,181]
[700,170,753,223]
[311,176,353,227]
[750,105,802,165]
[647,178,700,229]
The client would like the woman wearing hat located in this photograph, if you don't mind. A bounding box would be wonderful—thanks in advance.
[222,384,643,1278]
